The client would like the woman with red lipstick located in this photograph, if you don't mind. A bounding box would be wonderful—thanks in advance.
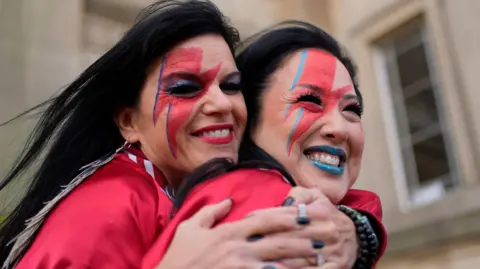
[143,22,387,269]
[0,2,341,268]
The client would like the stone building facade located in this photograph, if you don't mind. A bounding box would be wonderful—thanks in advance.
[1,0,479,268]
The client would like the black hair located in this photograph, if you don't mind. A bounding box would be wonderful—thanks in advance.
[174,21,361,209]
[0,0,239,262]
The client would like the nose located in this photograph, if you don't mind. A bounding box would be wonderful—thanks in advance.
[201,85,233,115]
[320,110,348,144]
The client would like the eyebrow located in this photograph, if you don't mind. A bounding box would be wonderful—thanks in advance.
[222,71,241,82]
[294,83,324,94]
[295,83,360,101]
[162,72,200,83]
[342,94,360,102]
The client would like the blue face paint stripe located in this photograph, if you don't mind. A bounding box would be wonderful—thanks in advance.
[153,56,167,125]
[289,49,308,92]
[286,107,304,153]
[165,103,175,158]
[284,49,308,118]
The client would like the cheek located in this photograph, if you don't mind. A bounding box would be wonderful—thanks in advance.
[348,123,365,166]
[252,110,286,153]
[285,108,323,155]
[349,123,365,158]
[136,104,171,156]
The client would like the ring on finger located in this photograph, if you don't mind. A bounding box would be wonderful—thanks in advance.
[316,253,325,266]
[261,263,282,269]
[296,203,310,225]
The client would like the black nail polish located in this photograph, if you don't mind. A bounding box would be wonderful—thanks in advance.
[296,216,311,225]
[262,265,277,269]
[247,234,264,242]
[281,197,295,206]
[311,240,325,249]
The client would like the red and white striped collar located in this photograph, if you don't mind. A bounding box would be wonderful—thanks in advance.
[121,147,175,200]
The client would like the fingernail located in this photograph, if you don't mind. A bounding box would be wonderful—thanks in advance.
[262,265,277,269]
[296,217,311,225]
[311,240,325,249]
[247,234,264,242]
[282,197,295,206]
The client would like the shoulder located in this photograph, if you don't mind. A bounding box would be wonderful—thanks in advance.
[184,168,290,207]
[341,189,381,206]
[193,168,287,192]
[341,189,383,219]
[16,156,171,268]
[39,155,171,243]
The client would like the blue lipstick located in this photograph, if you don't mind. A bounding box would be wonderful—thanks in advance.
[304,145,346,176]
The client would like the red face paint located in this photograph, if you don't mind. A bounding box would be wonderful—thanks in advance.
[284,50,352,154]
[152,47,222,157]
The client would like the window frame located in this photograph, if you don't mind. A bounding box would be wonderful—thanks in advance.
[373,18,460,209]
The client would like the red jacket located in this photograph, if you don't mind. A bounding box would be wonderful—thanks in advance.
[142,168,387,268]
[15,149,172,269]
[15,149,386,268]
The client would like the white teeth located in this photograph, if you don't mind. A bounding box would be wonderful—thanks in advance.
[306,153,340,166]
[200,129,230,138]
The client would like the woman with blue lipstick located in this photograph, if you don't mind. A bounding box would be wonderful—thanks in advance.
[143,22,386,269]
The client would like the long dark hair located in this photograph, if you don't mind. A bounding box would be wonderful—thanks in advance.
[174,21,362,208]
[0,0,239,261]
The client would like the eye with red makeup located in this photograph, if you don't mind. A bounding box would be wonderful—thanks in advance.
[152,47,242,158]
[286,87,324,113]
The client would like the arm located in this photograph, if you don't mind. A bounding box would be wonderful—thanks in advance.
[16,162,168,269]
[142,169,290,269]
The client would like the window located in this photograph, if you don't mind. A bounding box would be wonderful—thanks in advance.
[376,20,458,207]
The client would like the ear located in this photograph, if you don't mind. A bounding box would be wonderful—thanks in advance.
[114,107,140,144]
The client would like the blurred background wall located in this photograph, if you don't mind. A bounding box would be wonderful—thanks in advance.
[1,0,479,268]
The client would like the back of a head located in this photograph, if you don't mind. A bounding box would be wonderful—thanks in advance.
[236,21,360,162]
[0,0,239,264]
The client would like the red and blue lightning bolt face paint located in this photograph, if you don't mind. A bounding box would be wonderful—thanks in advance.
[252,47,364,204]
[284,49,352,155]
[152,47,221,157]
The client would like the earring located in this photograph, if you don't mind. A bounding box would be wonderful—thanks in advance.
[116,140,132,153]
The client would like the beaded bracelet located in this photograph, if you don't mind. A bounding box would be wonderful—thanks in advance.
[337,205,379,269]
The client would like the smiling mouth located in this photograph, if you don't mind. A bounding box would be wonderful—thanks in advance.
[191,124,234,145]
[303,145,347,176]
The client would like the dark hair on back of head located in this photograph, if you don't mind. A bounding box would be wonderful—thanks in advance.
[0,0,239,263]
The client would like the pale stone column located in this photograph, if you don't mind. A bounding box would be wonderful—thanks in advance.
[0,0,83,212]
[21,0,84,106]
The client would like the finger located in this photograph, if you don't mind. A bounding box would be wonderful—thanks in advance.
[188,198,233,228]
[251,237,320,261]
[226,206,299,237]
[298,259,334,269]
[256,262,289,269]
[271,221,337,243]
[315,261,337,269]
[277,258,313,268]
[287,187,329,205]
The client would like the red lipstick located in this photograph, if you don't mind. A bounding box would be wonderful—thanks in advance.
[191,124,234,145]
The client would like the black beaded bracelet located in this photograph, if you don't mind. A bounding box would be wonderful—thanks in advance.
[337,205,379,269]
